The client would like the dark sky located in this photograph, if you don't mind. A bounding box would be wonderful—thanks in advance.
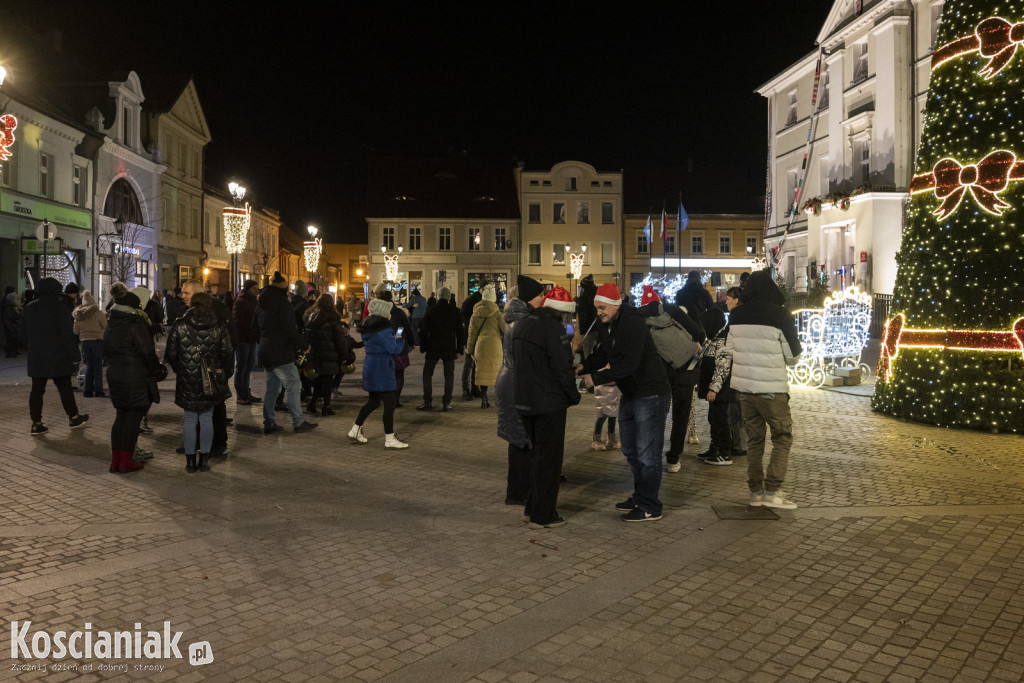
[7,1,830,242]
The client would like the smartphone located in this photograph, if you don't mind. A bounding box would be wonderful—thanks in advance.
[396,327,405,337]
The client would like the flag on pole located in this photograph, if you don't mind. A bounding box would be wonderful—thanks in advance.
[643,214,652,243]
[677,198,689,231]
[660,208,667,241]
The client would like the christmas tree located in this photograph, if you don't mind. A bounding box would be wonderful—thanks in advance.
[872,0,1024,433]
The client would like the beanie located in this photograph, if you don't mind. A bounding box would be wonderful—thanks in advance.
[242,279,258,293]
[439,286,451,301]
[640,285,660,307]
[481,284,496,302]
[368,298,392,318]
[543,286,575,313]
[130,286,151,310]
[516,275,544,302]
[594,283,622,306]
[271,271,288,289]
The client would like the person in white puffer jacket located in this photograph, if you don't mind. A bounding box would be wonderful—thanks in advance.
[720,270,802,510]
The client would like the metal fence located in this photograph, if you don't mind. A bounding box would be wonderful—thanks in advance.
[871,293,893,339]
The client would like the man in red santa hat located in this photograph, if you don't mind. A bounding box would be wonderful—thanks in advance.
[580,283,670,522]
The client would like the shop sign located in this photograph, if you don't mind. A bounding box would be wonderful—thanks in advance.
[114,243,142,258]
[21,237,63,255]
[1,191,92,230]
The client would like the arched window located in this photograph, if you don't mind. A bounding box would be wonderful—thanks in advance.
[103,178,144,224]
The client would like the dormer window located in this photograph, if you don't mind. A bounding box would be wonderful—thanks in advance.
[122,106,130,145]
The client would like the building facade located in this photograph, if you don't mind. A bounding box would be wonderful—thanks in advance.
[757,0,941,295]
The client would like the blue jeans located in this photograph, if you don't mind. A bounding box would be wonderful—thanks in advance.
[263,362,303,428]
[80,339,104,394]
[618,394,669,516]
[234,343,258,399]
[183,408,213,454]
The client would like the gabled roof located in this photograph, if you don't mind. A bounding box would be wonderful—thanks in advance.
[816,0,857,45]
[139,75,211,141]
[365,155,520,220]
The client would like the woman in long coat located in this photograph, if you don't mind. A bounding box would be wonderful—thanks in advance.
[305,293,352,416]
[467,285,506,408]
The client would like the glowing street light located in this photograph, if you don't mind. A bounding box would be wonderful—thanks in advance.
[304,224,323,278]
[224,182,249,293]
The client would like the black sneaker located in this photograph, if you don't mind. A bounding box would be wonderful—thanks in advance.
[614,497,635,512]
[695,449,714,461]
[248,396,262,404]
[294,421,319,433]
[30,422,48,435]
[264,424,284,435]
[731,449,747,457]
[703,454,733,466]
[69,414,89,429]
[528,517,566,529]
[621,508,662,522]
[416,403,434,411]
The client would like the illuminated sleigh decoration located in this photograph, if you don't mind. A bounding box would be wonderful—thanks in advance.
[788,286,873,388]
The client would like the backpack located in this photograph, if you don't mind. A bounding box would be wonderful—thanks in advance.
[644,304,699,370]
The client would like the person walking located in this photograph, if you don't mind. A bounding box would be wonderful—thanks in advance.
[165,292,233,473]
[104,289,165,473]
[348,298,409,448]
[305,293,351,417]
[73,290,107,397]
[21,277,89,435]
[259,272,318,435]
[380,291,412,407]
[496,276,546,505]
[405,287,427,346]
[512,286,580,529]
[233,279,262,404]
[723,270,802,509]
[581,283,670,522]
[416,286,465,412]
[466,284,506,409]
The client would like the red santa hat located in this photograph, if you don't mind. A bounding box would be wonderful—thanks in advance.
[543,286,576,313]
[594,283,621,306]
[640,285,661,306]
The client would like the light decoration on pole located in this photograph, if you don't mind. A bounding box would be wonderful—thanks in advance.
[304,225,323,275]
[223,204,251,254]
[0,115,17,161]
[381,244,403,281]
[788,285,873,389]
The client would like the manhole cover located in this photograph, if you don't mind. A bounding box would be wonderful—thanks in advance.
[711,504,779,520]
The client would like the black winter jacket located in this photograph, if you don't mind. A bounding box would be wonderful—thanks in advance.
[512,307,581,415]
[233,292,260,344]
[675,281,715,322]
[258,286,306,368]
[165,307,234,411]
[419,300,466,360]
[20,278,78,378]
[305,308,352,375]
[104,306,164,411]
[584,306,670,400]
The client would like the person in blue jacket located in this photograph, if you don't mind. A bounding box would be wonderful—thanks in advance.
[348,298,410,449]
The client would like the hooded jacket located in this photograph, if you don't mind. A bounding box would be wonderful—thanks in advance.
[722,270,801,394]
[467,299,506,386]
[165,306,234,410]
[20,278,78,378]
[258,285,306,368]
[512,306,581,415]
[496,297,531,447]
[73,292,107,341]
[104,304,164,410]
[675,278,714,322]
[358,315,404,392]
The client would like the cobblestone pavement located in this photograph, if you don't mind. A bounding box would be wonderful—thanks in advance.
[1,350,1023,682]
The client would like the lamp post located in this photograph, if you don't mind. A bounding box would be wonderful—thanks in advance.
[224,182,249,294]
[304,225,323,288]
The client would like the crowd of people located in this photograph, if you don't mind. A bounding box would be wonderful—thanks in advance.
[7,266,802,525]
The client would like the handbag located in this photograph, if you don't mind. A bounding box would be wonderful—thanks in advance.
[296,351,318,380]
[200,355,229,399]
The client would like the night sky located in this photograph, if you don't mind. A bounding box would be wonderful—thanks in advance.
[7,1,829,242]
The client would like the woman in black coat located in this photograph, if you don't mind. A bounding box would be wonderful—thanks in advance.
[104,291,165,473]
[164,292,233,473]
[305,294,352,416]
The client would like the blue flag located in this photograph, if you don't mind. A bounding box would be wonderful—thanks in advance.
[643,214,652,243]
[677,200,689,231]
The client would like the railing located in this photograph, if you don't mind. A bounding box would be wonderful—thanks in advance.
[871,293,893,339]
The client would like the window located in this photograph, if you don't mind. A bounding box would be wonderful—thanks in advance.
[438,227,451,251]
[135,260,150,288]
[854,138,871,186]
[409,227,421,251]
[637,232,648,254]
[576,201,589,224]
[494,227,507,251]
[192,208,200,239]
[193,152,200,179]
[602,242,614,266]
[529,180,539,186]
[180,142,187,172]
[528,203,541,223]
[553,202,565,224]
[590,181,599,187]
[853,42,869,82]
[178,265,197,286]
[122,106,130,144]
[746,236,758,255]
[665,235,676,255]
[469,227,481,251]
[218,215,224,247]
[819,67,830,110]
[40,153,52,198]
[931,4,943,49]
[204,213,211,243]
[566,177,577,191]
[786,89,798,126]
[786,169,798,215]
[542,180,551,186]
[0,158,10,188]
[528,243,541,265]
[552,244,566,265]
[720,235,731,254]
[601,202,614,224]
[691,235,703,255]
[603,181,612,187]
[178,200,186,234]
[72,166,83,206]
[382,227,395,250]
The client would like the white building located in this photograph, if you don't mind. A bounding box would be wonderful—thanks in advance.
[757,0,943,295]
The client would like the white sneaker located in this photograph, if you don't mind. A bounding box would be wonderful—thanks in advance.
[748,491,764,507]
[761,491,797,510]
[666,461,681,473]
[347,425,367,444]
[384,433,409,449]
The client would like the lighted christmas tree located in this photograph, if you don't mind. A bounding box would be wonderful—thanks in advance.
[872,0,1024,432]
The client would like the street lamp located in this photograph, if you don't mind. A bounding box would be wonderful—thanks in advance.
[224,182,249,294]
[304,225,323,286]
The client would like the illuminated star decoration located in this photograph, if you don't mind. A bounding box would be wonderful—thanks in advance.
[908,150,1024,218]
[0,115,17,161]
[878,314,1024,382]
[932,17,1024,79]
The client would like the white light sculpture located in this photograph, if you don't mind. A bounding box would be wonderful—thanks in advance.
[788,285,873,389]
[304,225,322,274]
[384,254,399,281]
[223,204,251,254]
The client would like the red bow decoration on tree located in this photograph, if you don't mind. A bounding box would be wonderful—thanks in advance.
[932,16,1024,79]
[909,150,1024,219]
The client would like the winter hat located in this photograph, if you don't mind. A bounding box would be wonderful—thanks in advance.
[120,291,141,310]
[640,285,661,306]
[271,271,288,289]
[439,286,451,301]
[516,275,544,302]
[242,279,258,293]
[110,281,129,302]
[594,283,622,306]
[368,298,392,318]
[687,270,702,283]
[130,286,151,310]
[294,279,306,292]
[481,284,496,302]
[64,282,80,295]
[373,282,388,295]
[543,286,575,313]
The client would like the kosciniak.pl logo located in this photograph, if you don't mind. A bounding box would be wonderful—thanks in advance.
[10,621,213,666]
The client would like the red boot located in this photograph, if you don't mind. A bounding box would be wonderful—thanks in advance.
[118,450,144,473]
[109,450,120,473]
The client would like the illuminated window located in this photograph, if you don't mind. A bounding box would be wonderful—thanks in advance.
[468,227,480,251]
[553,245,565,265]
[746,236,758,255]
